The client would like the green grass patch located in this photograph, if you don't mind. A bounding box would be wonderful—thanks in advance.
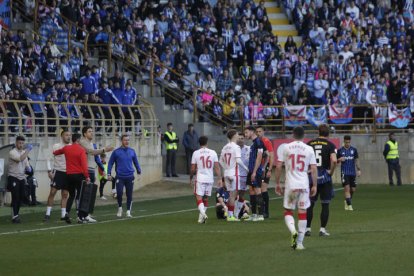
[0,185,413,276]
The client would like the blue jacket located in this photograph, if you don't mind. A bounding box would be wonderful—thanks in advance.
[98,88,120,105]
[107,146,141,180]
[80,76,97,95]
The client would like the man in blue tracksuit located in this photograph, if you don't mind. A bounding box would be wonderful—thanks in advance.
[107,134,141,218]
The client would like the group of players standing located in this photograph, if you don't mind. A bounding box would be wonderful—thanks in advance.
[190,124,361,250]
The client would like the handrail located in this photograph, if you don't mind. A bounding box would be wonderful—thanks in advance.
[0,99,158,145]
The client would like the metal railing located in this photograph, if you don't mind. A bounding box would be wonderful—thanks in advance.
[0,100,159,145]
[235,104,413,141]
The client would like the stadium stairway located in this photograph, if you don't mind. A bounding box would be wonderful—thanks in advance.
[256,0,302,48]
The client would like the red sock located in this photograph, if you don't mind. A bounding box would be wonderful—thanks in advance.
[196,199,203,207]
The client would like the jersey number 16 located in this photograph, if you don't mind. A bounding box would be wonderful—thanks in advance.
[200,156,213,169]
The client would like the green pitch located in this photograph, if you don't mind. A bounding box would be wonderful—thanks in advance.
[0,184,413,276]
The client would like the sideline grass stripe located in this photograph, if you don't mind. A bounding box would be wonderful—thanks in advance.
[0,188,343,236]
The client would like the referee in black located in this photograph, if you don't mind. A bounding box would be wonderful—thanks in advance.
[306,124,337,237]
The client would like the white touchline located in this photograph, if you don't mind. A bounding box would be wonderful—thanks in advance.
[0,188,344,236]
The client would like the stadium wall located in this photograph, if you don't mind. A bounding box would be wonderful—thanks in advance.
[164,130,414,185]
[0,136,162,201]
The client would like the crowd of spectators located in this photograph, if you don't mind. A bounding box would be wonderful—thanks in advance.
[2,0,414,130]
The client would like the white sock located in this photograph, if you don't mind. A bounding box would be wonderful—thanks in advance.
[306,227,311,232]
[297,220,307,244]
[198,203,205,216]
[204,206,207,213]
[46,206,52,216]
[320,227,326,232]
[284,215,296,234]
[234,201,241,218]
[228,210,234,217]
[61,208,66,218]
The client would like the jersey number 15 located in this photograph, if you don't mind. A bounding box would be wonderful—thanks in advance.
[288,154,306,172]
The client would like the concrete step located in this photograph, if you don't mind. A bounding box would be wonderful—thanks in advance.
[269,18,289,25]
[266,6,282,13]
[272,29,298,37]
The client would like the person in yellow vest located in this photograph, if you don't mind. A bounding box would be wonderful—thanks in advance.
[98,153,109,199]
[383,132,402,186]
[165,122,179,177]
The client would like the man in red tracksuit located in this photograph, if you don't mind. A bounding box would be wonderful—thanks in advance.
[54,133,91,223]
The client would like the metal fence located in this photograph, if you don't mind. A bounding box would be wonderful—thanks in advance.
[0,100,159,145]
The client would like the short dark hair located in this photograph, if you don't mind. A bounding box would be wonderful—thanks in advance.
[344,135,351,141]
[318,124,330,137]
[82,126,92,136]
[199,136,208,146]
[72,133,81,143]
[256,126,265,131]
[293,126,305,139]
[60,129,69,136]
[389,132,395,138]
[167,123,173,127]
[121,134,129,141]
[246,125,256,132]
[227,129,238,140]
[188,123,194,128]
[16,135,25,142]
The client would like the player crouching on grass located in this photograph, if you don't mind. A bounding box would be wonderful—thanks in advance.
[107,135,141,218]
[216,184,229,219]
[190,136,222,224]
[275,127,318,250]
[337,135,361,211]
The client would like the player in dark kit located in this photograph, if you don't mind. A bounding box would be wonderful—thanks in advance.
[306,124,337,237]
[216,185,230,219]
[244,126,265,221]
[337,135,361,211]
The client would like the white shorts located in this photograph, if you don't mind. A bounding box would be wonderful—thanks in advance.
[194,181,213,197]
[283,188,310,210]
[224,176,239,192]
[237,175,248,191]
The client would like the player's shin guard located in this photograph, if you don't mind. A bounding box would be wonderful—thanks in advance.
[297,213,307,244]
[197,199,205,216]
[284,210,296,234]
[321,203,330,228]
[307,201,315,228]
[262,191,269,215]
[250,194,257,215]
[257,194,264,215]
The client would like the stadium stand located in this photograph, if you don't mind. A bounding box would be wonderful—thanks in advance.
[1,0,413,137]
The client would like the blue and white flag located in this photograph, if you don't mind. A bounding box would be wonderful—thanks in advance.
[329,105,353,124]
[388,104,412,128]
[284,105,307,127]
[307,106,327,127]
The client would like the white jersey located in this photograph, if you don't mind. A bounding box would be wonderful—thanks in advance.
[47,143,68,172]
[239,145,250,177]
[278,141,316,189]
[191,147,218,183]
[220,142,241,177]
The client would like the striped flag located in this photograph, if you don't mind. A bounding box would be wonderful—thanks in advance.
[307,106,327,127]
[388,104,412,128]
[329,105,353,124]
[283,105,307,127]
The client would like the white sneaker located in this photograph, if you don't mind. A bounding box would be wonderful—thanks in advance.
[296,244,306,250]
[241,213,250,220]
[253,215,264,221]
[246,214,257,221]
[347,205,354,211]
[201,214,208,224]
[126,211,132,218]
[117,207,123,218]
[100,196,107,200]
[85,215,97,223]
